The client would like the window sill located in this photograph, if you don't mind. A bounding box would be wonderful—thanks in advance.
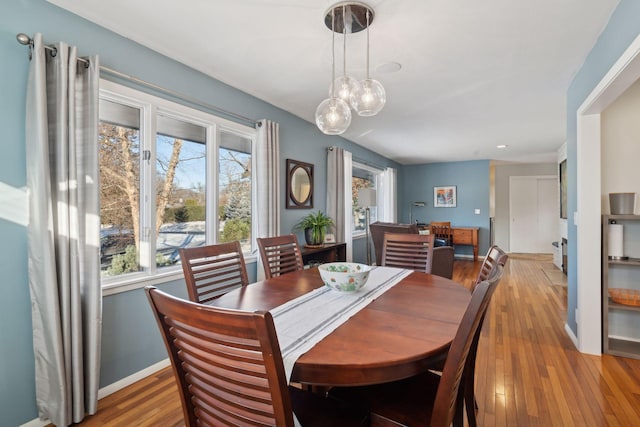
[102,253,257,296]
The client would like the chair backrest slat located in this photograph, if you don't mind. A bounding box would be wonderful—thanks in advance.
[146,286,294,427]
[257,235,304,279]
[179,242,249,304]
[382,233,435,273]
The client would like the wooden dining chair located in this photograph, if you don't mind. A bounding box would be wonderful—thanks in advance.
[257,234,304,279]
[430,221,453,247]
[369,222,419,266]
[473,245,509,291]
[329,278,496,427]
[461,248,508,427]
[179,241,248,304]
[382,233,435,273]
[145,286,368,427]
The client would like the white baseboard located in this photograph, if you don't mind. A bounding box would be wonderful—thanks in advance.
[565,323,579,349]
[21,358,170,427]
[20,417,49,427]
[98,358,170,400]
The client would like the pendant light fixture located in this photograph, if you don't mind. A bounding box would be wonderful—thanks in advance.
[315,7,352,135]
[350,8,386,116]
[316,2,385,135]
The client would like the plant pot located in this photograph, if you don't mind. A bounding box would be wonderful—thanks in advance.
[304,227,324,246]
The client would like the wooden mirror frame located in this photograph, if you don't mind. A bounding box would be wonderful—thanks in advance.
[286,159,314,209]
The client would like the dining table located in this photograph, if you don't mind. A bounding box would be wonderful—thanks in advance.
[210,266,471,387]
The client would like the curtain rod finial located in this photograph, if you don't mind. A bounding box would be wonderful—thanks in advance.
[16,33,31,45]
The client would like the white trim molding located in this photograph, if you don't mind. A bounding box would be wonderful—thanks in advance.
[575,33,640,355]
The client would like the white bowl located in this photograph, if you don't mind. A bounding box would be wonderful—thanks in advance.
[318,262,372,292]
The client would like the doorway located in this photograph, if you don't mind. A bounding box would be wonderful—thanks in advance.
[509,176,559,253]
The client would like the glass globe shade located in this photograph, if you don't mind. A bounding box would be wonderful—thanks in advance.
[315,97,352,135]
[332,76,361,107]
[350,78,386,117]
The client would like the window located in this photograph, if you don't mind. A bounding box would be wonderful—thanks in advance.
[99,81,255,284]
[352,162,382,235]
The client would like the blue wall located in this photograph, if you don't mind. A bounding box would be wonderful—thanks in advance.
[565,0,640,334]
[0,1,400,424]
[401,161,491,257]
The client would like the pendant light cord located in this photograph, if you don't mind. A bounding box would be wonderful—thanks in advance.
[331,9,336,93]
[366,9,371,79]
[343,5,347,77]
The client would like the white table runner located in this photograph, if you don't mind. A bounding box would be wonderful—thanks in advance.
[271,266,411,382]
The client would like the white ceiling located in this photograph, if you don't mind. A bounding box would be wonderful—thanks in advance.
[48,0,619,165]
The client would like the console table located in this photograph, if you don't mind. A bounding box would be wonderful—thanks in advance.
[418,225,479,261]
[300,242,346,265]
[452,226,479,261]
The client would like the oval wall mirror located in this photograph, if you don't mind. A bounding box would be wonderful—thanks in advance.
[286,159,314,209]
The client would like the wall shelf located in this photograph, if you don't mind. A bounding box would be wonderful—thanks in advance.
[602,214,640,360]
[607,338,640,359]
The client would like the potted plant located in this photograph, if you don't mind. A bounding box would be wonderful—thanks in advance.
[295,211,334,246]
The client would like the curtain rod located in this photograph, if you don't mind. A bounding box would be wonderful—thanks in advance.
[16,33,260,128]
[327,146,386,171]
[353,156,385,171]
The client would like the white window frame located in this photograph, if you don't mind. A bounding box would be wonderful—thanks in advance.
[352,161,383,239]
[99,80,257,295]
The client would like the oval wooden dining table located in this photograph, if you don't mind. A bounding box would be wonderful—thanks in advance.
[210,267,471,387]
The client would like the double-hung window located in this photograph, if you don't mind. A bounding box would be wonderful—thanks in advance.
[99,80,256,287]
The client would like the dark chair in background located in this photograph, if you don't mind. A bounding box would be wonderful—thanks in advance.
[369,222,419,266]
[430,221,453,247]
[257,234,304,279]
[431,246,455,279]
[330,277,498,427]
[146,287,369,427]
[179,241,248,304]
[382,233,435,273]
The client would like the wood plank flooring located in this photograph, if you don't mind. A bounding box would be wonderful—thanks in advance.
[71,254,640,426]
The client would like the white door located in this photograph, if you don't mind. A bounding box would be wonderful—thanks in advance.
[509,176,558,253]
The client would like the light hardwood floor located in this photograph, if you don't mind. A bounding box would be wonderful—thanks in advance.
[71,255,640,426]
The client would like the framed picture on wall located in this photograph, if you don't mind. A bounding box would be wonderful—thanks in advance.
[559,159,567,219]
[434,185,457,208]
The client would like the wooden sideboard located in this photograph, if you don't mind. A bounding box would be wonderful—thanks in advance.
[300,242,346,265]
[451,226,479,261]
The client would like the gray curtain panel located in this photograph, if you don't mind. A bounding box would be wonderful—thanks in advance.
[381,167,397,223]
[255,119,280,280]
[327,146,353,261]
[25,33,101,426]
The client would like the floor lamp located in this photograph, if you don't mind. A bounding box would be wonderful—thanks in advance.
[409,201,426,224]
[358,188,377,265]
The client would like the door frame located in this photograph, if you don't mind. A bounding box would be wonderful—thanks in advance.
[575,34,640,355]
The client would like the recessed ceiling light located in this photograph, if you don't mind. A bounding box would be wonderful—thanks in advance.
[376,62,402,74]
[496,144,508,149]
